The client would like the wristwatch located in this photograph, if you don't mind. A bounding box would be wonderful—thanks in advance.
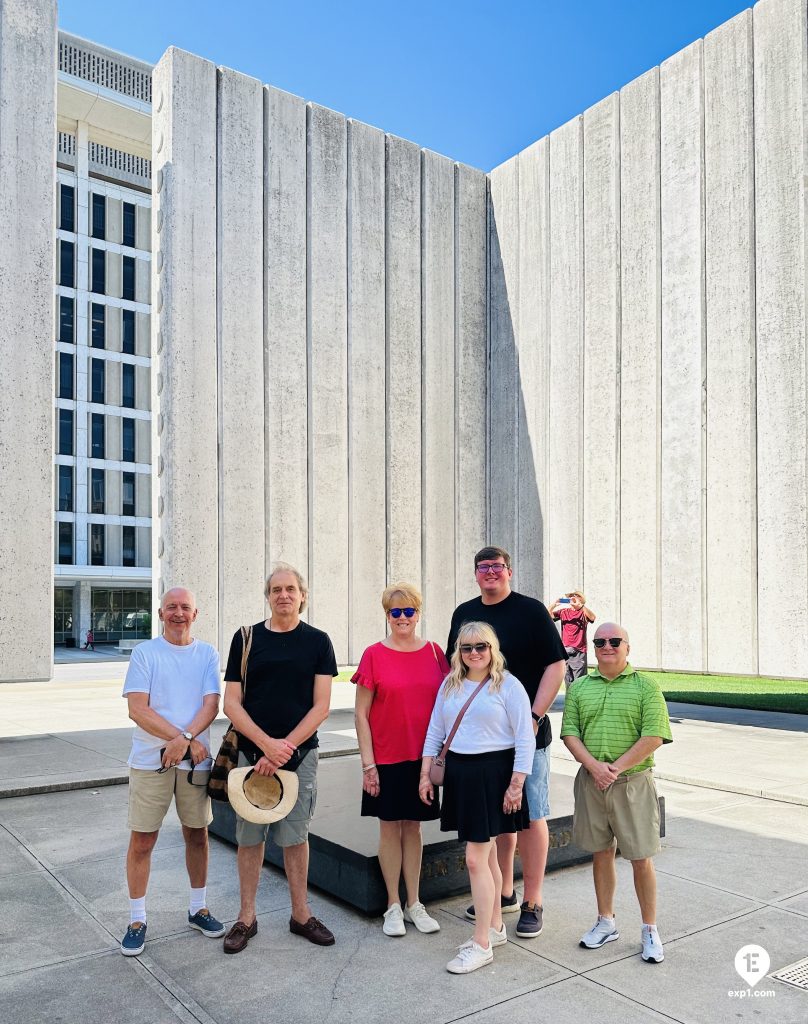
[181,731,193,741]
[531,712,544,725]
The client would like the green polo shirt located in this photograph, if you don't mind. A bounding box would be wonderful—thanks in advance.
[560,663,672,775]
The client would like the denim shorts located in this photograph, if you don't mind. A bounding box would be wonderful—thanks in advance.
[523,746,550,821]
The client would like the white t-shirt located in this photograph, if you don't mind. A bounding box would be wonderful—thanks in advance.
[122,636,221,770]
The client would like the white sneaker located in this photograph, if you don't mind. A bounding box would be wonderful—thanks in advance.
[580,915,619,948]
[403,901,440,933]
[641,924,664,963]
[446,940,494,974]
[489,923,507,947]
[382,902,406,937]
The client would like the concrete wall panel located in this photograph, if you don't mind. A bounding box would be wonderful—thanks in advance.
[421,150,456,643]
[307,103,348,652]
[217,67,266,649]
[704,11,757,673]
[547,117,584,602]
[385,136,422,586]
[516,140,549,600]
[0,0,56,680]
[454,164,489,604]
[264,87,308,576]
[583,94,620,624]
[659,42,705,671]
[152,48,219,643]
[347,119,387,659]
[619,70,661,668]
[754,0,808,676]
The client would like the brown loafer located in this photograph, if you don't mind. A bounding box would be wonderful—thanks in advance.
[289,915,335,946]
[223,919,257,954]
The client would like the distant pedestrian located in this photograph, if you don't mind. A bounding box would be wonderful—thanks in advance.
[549,591,595,687]
[561,621,672,964]
[84,629,95,651]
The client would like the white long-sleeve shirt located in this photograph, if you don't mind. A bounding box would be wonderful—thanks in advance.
[422,671,534,775]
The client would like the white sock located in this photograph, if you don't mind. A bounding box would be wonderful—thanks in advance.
[600,914,615,922]
[189,886,207,916]
[129,897,146,925]
[642,922,657,931]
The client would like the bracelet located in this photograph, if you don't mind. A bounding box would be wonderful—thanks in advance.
[362,763,377,773]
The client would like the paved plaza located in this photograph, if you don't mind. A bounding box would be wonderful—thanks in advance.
[0,667,806,1023]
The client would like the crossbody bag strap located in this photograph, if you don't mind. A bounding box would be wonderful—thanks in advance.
[240,624,253,698]
[435,677,489,763]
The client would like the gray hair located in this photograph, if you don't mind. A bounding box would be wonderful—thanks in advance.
[265,562,308,613]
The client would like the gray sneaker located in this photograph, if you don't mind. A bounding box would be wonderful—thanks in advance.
[641,924,664,963]
[580,915,619,948]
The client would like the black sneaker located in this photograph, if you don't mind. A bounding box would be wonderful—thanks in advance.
[465,891,519,921]
[515,901,543,938]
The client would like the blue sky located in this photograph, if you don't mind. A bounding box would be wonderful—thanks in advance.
[59,0,752,170]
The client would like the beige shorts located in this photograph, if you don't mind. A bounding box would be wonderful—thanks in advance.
[572,765,661,861]
[128,767,213,832]
[234,749,318,849]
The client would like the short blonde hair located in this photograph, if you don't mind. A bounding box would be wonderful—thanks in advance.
[265,562,308,613]
[568,590,586,603]
[445,621,506,696]
[381,582,422,614]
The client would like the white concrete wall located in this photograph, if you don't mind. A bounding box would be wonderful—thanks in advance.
[0,0,56,681]
[488,0,808,677]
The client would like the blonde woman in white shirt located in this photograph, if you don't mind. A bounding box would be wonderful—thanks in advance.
[420,621,534,974]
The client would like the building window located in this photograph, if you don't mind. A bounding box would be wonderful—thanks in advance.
[122,363,135,408]
[91,247,105,294]
[91,587,152,642]
[54,588,74,644]
[122,255,136,301]
[58,465,74,512]
[122,471,136,516]
[58,408,74,456]
[58,522,74,566]
[58,352,74,400]
[59,240,74,288]
[59,296,74,344]
[91,358,105,405]
[90,524,105,566]
[92,193,106,239]
[60,184,75,232]
[91,413,105,459]
[122,417,136,463]
[91,303,105,349]
[122,525,136,567]
[122,308,136,354]
[123,202,136,248]
[91,468,105,514]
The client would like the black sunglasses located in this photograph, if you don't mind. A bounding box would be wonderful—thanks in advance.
[389,607,417,618]
[593,637,624,649]
[460,642,491,654]
[157,747,209,786]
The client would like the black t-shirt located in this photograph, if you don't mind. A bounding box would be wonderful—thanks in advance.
[446,591,566,749]
[224,620,338,762]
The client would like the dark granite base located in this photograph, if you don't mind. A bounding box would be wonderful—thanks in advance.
[210,754,666,914]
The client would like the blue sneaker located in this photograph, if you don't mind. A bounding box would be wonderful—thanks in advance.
[121,922,146,956]
[188,909,226,938]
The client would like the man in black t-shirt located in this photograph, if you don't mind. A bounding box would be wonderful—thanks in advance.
[447,546,566,940]
[222,563,338,953]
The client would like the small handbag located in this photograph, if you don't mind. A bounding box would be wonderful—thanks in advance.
[428,677,489,787]
[207,624,252,802]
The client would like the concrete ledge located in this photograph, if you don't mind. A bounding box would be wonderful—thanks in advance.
[0,770,128,799]
[116,640,145,652]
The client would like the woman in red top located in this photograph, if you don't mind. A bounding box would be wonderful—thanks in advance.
[353,582,449,938]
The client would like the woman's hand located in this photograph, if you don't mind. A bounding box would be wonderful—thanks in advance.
[419,775,435,805]
[503,778,524,814]
[362,766,380,796]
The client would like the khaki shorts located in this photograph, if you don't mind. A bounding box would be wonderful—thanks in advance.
[234,749,318,849]
[572,765,660,861]
[128,767,213,832]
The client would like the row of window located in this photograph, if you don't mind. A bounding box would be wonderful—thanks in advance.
[58,297,138,351]
[59,240,139,298]
[60,185,139,248]
[58,465,138,516]
[58,409,139,462]
[58,353,138,407]
[57,521,138,567]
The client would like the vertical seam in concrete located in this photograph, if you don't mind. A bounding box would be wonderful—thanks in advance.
[615,94,623,623]
[655,70,663,670]
[453,163,460,609]
[513,156,521,578]
[262,87,270,578]
[346,120,354,660]
[542,142,551,601]
[699,42,708,671]
[305,103,314,621]
[215,68,224,656]
[485,177,492,542]
[749,12,759,675]
[578,115,585,590]
[384,136,392,587]
[420,149,427,625]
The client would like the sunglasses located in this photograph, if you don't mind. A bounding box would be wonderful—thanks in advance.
[593,637,624,649]
[476,563,508,575]
[389,607,417,619]
[157,747,209,786]
[460,642,491,654]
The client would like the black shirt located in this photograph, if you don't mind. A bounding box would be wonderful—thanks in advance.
[446,591,566,749]
[224,620,338,763]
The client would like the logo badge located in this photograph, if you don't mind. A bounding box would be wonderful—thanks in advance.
[734,945,770,987]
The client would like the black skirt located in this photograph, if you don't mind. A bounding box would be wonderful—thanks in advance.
[361,759,441,822]
[440,748,529,843]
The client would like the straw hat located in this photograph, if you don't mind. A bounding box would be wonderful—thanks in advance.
[227,765,299,824]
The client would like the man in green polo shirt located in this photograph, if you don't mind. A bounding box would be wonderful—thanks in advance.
[561,622,672,964]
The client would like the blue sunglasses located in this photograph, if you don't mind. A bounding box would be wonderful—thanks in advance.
[389,607,417,619]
